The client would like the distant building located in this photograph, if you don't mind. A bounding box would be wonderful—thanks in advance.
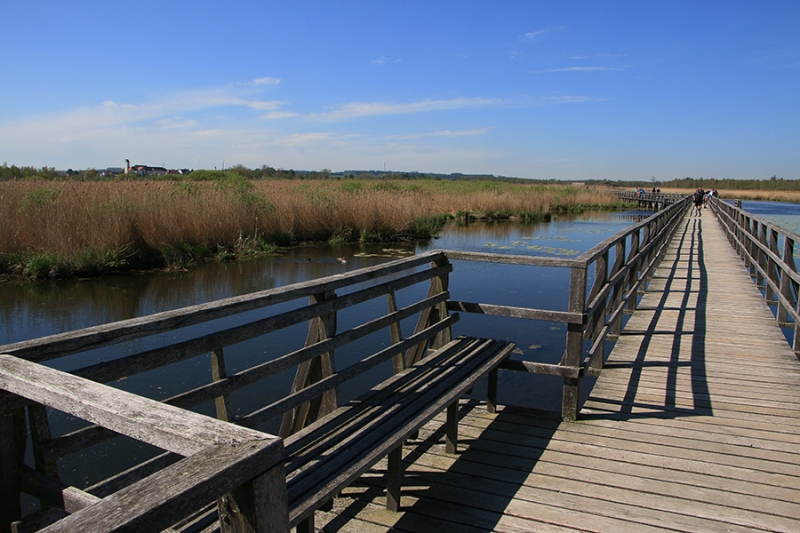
[130,165,168,177]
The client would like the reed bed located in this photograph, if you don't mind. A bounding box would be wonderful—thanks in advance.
[0,178,621,278]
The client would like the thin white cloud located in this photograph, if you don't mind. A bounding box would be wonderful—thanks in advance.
[307,97,501,122]
[534,66,623,73]
[261,111,298,120]
[371,56,401,65]
[243,100,287,111]
[569,54,628,60]
[0,85,294,139]
[524,29,550,41]
[253,77,281,85]
[155,118,198,129]
[391,128,490,140]
[433,129,489,137]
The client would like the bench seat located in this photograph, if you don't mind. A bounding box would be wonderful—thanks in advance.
[284,336,515,530]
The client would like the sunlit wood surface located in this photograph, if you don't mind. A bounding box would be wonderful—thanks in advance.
[314,209,800,533]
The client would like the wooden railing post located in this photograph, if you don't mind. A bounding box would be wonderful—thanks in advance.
[431,256,452,350]
[778,236,796,325]
[28,403,60,478]
[737,210,748,259]
[387,291,405,374]
[626,229,640,313]
[406,254,451,367]
[562,265,587,421]
[746,216,758,278]
[585,251,609,372]
[766,228,780,303]
[608,240,626,338]
[279,290,338,437]
[218,462,290,533]
[756,223,768,289]
[212,348,233,422]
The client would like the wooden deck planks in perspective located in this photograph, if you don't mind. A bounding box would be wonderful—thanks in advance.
[313,209,800,533]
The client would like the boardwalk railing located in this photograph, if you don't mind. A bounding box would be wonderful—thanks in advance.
[711,198,800,356]
[0,252,501,532]
[447,196,691,420]
[1,198,691,532]
[614,190,685,210]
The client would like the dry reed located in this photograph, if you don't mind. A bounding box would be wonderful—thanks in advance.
[0,179,620,277]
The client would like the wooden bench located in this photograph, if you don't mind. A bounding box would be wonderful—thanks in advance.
[0,251,514,532]
[284,336,514,532]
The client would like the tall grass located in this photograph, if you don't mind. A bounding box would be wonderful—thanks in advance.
[0,178,620,278]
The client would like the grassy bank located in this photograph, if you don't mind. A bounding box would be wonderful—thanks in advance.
[0,176,623,278]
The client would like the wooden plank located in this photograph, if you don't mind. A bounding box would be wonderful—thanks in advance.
[499,359,581,379]
[442,249,581,268]
[37,440,288,533]
[446,301,584,324]
[0,355,281,457]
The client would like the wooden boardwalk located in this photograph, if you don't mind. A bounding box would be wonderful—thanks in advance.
[315,209,800,533]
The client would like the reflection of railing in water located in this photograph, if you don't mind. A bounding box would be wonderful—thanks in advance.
[712,198,800,355]
[0,196,692,533]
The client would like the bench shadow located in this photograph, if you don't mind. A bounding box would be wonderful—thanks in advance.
[319,216,712,531]
[580,215,711,422]
[320,400,559,532]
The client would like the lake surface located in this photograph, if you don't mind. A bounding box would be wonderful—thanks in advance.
[736,199,800,235]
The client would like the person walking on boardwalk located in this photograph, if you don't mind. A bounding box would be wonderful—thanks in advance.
[693,188,704,216]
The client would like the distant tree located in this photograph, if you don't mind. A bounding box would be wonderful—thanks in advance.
[228,164,254,179]
[254,165,276,179]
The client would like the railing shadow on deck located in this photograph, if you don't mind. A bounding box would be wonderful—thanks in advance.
[579,214,713,422]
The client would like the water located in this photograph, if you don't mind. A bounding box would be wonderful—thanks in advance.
[735,199,800,236]
[1,209,649,502]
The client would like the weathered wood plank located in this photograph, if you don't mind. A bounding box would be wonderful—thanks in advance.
[37,440,288,533]
[0,355,281,457]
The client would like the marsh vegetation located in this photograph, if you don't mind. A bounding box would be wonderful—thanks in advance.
[0,175,626,278]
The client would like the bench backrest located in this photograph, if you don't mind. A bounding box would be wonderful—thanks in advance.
[0,250,455,531]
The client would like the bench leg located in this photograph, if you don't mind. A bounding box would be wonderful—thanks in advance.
[487,367,499,414]
[386,445,403,512]
[296,514,314,533]
[445,401,458,454]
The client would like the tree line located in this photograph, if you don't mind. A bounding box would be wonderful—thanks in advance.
[1,162,795,189]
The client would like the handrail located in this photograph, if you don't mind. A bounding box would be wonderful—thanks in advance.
[0,354,289,533]
[711,198,800,355]
[440,195,692,419]
[0,202,696,531]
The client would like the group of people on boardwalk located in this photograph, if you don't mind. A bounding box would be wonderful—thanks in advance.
[693,187,719,216]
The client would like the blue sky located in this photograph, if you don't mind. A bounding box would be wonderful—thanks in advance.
[1,1,798,180]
